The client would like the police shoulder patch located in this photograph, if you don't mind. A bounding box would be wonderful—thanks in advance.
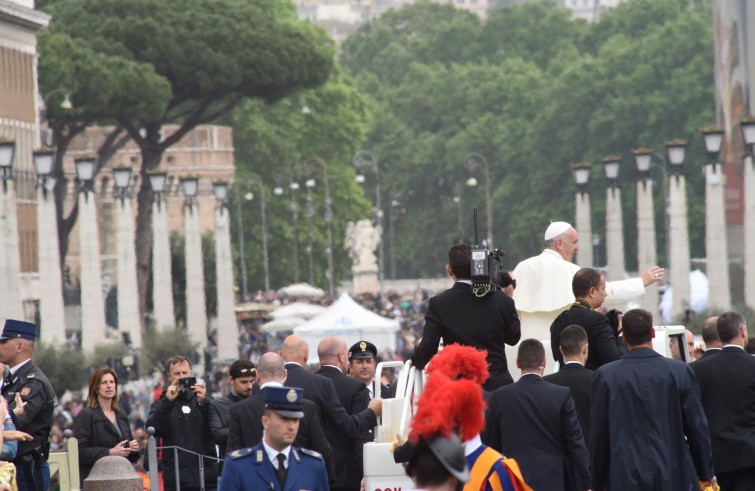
[20,386,31,396]
[229,447,254,460]
[299,448,322,460]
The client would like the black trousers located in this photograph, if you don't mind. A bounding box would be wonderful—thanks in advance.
[718,467,755,491]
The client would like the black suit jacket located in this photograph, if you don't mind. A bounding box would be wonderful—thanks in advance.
[696,348,722,361]
[550,302,626,371]
[543,363,593,442]
[72,406,138,482]
[484,374,589,491]
[316,365,371,490]
[692,346,755,474]
[225,387,333,479]
[411,282,521,391]
[283,363,377,438]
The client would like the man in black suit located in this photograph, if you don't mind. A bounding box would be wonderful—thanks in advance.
[692,311,755,490]
[695,316,722,361]
[279,335,381,439]
[550,267,626,371]
[225,352,334,480]
[484,339,589,491]
[411,243,521,391]
[543,325,593,441]
[316,337,371,491]
[591,309,716,491]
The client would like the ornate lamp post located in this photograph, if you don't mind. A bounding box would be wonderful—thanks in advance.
[463,152,493,249]
[665,139,691,321]
[113,166,142,347]
[632,148,660,317]
[76,156,106,352]
[34,148,66,342]
[303,158,334,297]
[148,171,175,330]
[602,155,625,281]
[303,169,316,286]
[181,176,207,351]
[701,126,730,311]
[571,162,593,268]
[740,117,755,309]
[243,174,271,300]
[213,181,238,360]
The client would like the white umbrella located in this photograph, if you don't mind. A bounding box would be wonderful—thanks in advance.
[262,316,307,333]
[270,302,326,320]
[279,283,325,299]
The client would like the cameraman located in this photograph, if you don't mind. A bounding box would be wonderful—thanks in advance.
[411,244,521,391]
[146,355,218,491]
[550,268,627,371]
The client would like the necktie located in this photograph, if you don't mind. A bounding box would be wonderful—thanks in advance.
[276,453,287,488]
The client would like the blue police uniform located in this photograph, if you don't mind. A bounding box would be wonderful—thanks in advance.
[218,386,328,491]
[219,443,328,491]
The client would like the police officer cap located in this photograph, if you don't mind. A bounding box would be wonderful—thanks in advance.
[264,386,304,419]
[348,340,377,361]
[0,319,37,342]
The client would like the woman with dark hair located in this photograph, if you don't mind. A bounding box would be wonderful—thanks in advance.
[73,367,139,481]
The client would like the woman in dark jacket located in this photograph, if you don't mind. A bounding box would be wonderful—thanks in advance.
[72,367,139,481]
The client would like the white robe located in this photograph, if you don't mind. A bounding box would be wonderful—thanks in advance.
[507,249,645,378]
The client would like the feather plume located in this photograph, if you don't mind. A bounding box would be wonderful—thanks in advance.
[425,343,489,385]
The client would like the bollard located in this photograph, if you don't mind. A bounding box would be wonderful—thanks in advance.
[146,427,158,491]
[83,456,141,491]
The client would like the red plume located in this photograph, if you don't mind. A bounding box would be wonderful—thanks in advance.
[425,343,489,385]
[409,373,486,443]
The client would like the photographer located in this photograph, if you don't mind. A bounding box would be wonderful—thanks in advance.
[411,244,521,391]
[146,355,218,491]
[550,268,627,371]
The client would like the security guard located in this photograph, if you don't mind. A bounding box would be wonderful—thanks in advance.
[0,320,57,491]
[348,340,395,399]
[219,386,328,491]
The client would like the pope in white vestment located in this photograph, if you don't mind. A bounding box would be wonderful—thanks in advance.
[508,221,663,377]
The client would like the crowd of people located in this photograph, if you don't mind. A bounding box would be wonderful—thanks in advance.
[2,219,754,490]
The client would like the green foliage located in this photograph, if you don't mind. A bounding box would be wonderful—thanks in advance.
[140,326,199,376]
[34,343,87,396]
[169,231,218,321]
[202,232,217,319]
[340,0,714,277]
[89,341,129,368]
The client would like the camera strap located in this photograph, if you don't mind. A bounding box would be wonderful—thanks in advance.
[572,299,594,311]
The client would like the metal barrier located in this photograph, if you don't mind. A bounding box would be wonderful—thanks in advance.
[48,429,81,491]
[145,426,222,491]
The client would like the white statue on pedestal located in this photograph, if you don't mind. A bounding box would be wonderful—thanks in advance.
[345,219,380,293]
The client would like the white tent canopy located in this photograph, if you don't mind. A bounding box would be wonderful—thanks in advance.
[261,316,308,333]
[294,293,400,363]
[270,302,327,320]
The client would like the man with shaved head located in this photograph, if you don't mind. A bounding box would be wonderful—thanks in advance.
[695,316,722,361]
[315,337,371,491]
[225,352,333,480]
[280,335,381,440]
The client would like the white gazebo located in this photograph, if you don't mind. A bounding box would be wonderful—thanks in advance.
[294,293,399,363]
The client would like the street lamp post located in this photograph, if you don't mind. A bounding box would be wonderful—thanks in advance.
[148,171,176,330]
[740,117,755,309]
[234,182,249,302]
[303,167,316,286]
[665,139,691,321]
[452,183,464,242]
[571,162,593,268]
[213,181,238,360]
[274,167,300,284]
[113,166,142,348]
[633,148,660,318]
[603,155,625,281]
[76,156,106,352]
[303,158,335,298]
[700,126,730,311]
[34,148,66,343]
[354,150,384,296]
[246,174,271,299]
[389,193,402,280]
[463,153,493,249]
[181,176,208,352]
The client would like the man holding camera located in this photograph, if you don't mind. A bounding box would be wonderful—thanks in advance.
[147,355,218,491]
[411,243,521,391]
[550,268,627,371]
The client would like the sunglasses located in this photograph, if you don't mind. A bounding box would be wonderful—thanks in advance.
[235,368,256,376]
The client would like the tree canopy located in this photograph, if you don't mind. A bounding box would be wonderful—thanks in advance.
[340,0,714,277]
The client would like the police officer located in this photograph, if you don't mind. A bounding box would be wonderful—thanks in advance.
[348,340,394,399]
[0,320,57,491]
[219,386,328,491]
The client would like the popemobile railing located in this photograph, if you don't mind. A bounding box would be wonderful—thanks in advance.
[146,426,222,491]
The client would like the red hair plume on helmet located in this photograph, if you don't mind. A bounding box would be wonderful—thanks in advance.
[425,343,489,385]
[409,373,485,444]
